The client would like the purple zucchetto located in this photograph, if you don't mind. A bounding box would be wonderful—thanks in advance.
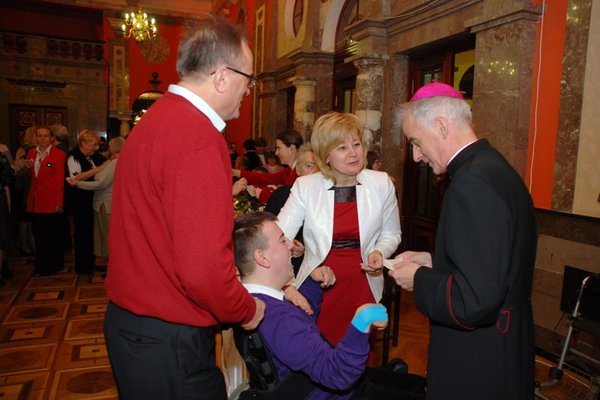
[410,81,464,101]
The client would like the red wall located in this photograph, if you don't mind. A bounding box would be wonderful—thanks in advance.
[224,0,258,152]
[126,24,183,102]
[112,5,258,150]
[526,0,568,209]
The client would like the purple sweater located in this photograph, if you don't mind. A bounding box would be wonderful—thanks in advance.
[248,278,369,399]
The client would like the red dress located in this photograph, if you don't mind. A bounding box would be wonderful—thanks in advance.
[316,186,374,345]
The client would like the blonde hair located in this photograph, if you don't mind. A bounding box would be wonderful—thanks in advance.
[297,144,313,162]
[310,112,365,183]
[23,126,38,146]
[108,137,125,155]
[296,144,318,176]
[50,124,68,136]
[77,129,100,146]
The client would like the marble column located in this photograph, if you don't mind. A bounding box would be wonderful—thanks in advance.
[288,77,316,139]
[256,76,278,145]
[467,4,542,178]
[352,57,386,152]
[553,0,593,213]
[106,17,132,133]
[117,113,132,137]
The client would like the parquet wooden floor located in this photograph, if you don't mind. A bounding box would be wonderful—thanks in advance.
[0,253,115,400]
[0,254,593,399]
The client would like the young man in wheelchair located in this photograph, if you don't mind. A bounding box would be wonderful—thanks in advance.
[233,212,425,399]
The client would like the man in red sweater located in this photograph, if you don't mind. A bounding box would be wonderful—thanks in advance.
[104,14,265,400]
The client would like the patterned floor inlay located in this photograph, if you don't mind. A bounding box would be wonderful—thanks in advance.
[47,366,117,400]
[3,304,69,324]
[17,288,76,305]
[63,318,105,341]
[77,275,106,288]
[0,277,29,291]
[0,253,118,399]
[74,287,107,302]
[0,291,19,306]
[0,321,66,348]
[55,339,109,369]
[68,302,108,319]
[26,275,77,290]
[0,344,57,374]
[0,371,50,400]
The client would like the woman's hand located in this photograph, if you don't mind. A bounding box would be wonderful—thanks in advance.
[232,178,247,196]
[66,177,78,187]
[361,250,383,275]
[246,185,262,199]
[291,240,305,258]
[283,285,313,315]
[310,265,336,288]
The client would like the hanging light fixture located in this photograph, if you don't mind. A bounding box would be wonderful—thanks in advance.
[121,5,157,43]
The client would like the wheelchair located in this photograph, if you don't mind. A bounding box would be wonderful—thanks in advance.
[233,327,426,400]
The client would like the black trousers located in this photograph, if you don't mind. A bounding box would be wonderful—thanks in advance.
[31,212,64,275]
[104,302,227,400]
[71,207,94,272]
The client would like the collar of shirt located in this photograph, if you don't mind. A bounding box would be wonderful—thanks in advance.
[168,84,226,132]
[447,139,478,166]
[242,283,285,301]
[36,145,51,158]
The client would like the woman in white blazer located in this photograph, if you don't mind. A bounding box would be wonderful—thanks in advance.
[277,112,401,345]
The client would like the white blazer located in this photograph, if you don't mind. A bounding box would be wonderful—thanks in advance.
[277,169,401,302]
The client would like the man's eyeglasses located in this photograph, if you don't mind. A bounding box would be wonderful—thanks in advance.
[212,66,257,89]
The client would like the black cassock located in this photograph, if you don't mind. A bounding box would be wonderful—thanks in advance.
[414,139,537,400]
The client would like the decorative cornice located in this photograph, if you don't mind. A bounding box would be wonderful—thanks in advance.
[288,50,335,67]
[466,9,542,33]
[6,78,67,88]
[368,0,483,37]
[345,18,387,41]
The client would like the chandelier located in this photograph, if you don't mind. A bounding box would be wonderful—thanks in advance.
[121,6,157,43]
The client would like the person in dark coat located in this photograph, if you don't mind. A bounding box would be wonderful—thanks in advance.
[242,138,261,171]
[390,81,537,400]
[65,129,103,276]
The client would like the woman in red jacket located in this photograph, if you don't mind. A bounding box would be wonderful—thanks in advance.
[25,126,66,276]
[232,129,303,204]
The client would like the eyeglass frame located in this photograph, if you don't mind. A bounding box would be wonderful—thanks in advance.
[211,66,257,89]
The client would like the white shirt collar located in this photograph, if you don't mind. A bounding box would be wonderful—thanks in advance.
[447,140,478,166]
[168,84,226,132]
[242,283,285,301]
[36,145,51,156]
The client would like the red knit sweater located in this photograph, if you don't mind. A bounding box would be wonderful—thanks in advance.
[106,91,256,327]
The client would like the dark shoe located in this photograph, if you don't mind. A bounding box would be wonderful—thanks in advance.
[387,358,409,375]
[76,269,94,277]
